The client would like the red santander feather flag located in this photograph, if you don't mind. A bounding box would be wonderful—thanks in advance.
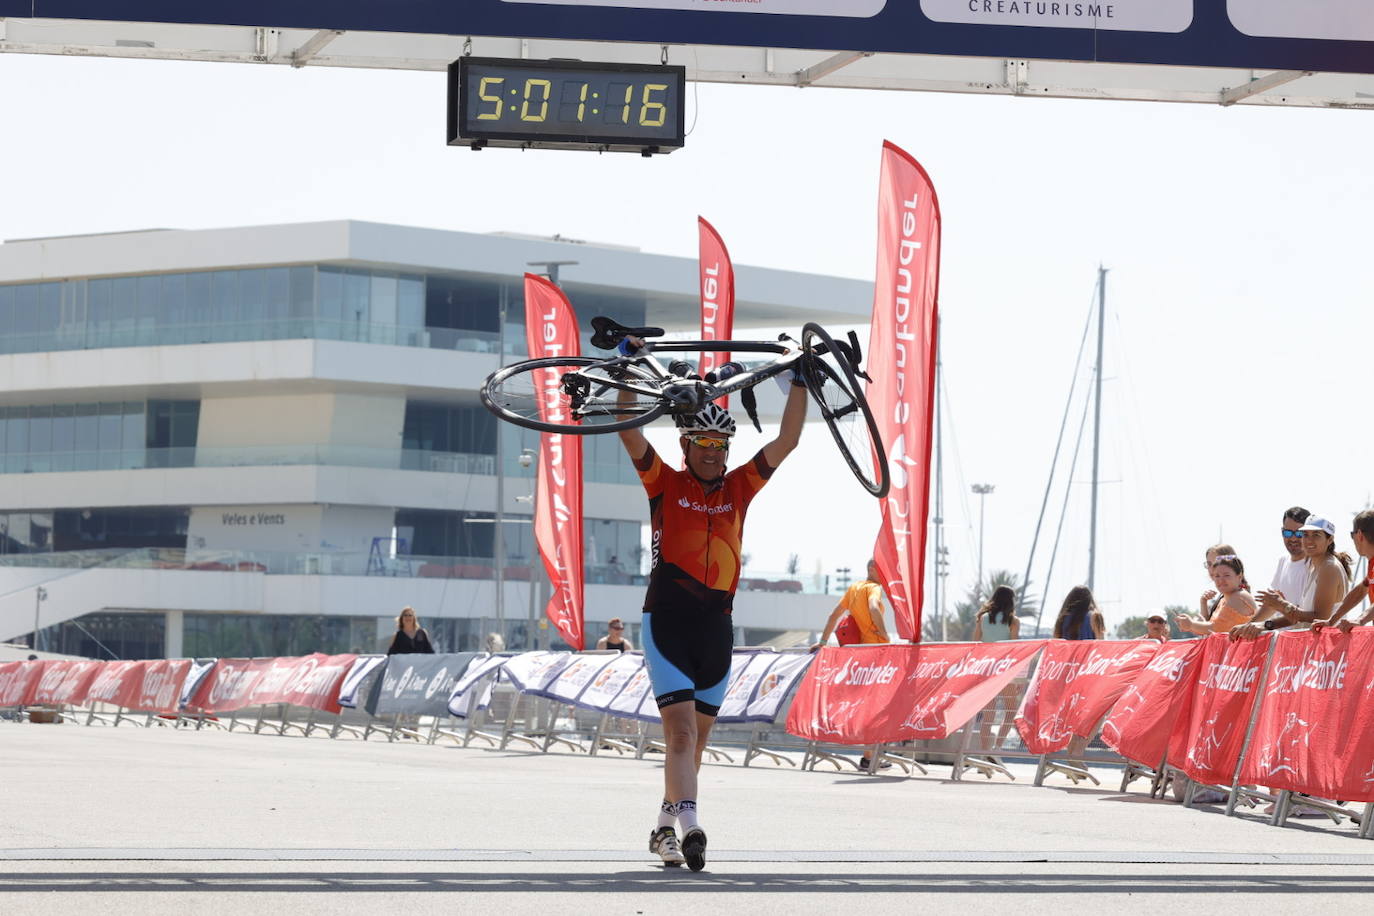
[867,141,941,642]
[697,217,735,403]
[524,273,585,650]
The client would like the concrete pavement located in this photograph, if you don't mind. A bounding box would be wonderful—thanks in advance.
[2,722,1371,913]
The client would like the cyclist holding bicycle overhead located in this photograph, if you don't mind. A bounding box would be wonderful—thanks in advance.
[617,340,809,871]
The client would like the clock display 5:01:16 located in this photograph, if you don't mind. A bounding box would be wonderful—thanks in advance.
[472,76,671,127]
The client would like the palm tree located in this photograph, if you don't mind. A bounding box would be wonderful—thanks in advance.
[923,570,1036,642]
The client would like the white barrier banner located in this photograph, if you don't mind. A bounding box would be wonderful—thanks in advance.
[180,659,217,710]
[607,662,659,721]
[499,651,573,696]
[451,653,508,699]
[337,655,387,709]
[546,654,621,705]
[717,652,780,721]
[742,653,815,723]
[577,654,647,711]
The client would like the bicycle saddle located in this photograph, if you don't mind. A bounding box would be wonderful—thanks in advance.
[590,316,666,350]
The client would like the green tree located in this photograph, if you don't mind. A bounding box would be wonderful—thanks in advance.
[923,569,1036,642]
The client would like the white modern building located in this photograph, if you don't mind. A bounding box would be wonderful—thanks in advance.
[0,221,870,658]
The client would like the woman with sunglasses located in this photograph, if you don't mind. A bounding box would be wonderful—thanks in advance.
[1232,516,1352,639]
[617,345,809,872]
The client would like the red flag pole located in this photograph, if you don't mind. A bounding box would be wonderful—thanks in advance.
[866,141,942,643]
[697,216,736,406]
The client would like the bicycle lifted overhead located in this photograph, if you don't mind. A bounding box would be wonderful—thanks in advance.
[480,316,890,497]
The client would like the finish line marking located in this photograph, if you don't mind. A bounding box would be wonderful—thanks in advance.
[4,849,1374,865]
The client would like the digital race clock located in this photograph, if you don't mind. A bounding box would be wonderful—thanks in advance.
[448,57,686,155]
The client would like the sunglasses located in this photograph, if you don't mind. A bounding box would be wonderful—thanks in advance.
[687,435,730,451]
[1281,530,1305,539]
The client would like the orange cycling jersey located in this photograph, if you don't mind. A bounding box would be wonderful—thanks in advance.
[633,445,774,610]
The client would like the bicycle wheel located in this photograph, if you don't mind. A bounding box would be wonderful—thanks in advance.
[481,356,667,434]
[800,323,890,498]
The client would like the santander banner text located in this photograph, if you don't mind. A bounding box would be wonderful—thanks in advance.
[867,141,940,642]
[524,273,586,650]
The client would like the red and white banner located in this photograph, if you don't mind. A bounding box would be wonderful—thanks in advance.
[187,654,356,714]
[30,659,104,706]
[109,659,193,714]
[1168,634,1271,786]
[524,272,585,650]
[84,660,142,706]
[1016,640,1159,754]
[866,141,941,642]
[697,216,735,403]
[786,645,917,744]
[0,660,46,706]
[1239,628,1374,802]
[894,640,1045,740]
[1101,640,1204,766]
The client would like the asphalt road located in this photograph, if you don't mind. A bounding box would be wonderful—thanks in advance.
[3,722,1371,913]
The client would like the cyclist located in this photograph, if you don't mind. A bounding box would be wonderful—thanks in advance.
[617,342,808,871]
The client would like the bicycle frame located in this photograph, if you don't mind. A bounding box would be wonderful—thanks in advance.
[595,338,802,408]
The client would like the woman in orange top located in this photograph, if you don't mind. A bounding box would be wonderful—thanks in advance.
[1178,554,1256,635]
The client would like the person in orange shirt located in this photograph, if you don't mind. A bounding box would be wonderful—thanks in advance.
[1177,554,1257,635]
[813,558,889,649]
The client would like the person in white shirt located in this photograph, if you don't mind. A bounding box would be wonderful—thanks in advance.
[1233,506,1310,638]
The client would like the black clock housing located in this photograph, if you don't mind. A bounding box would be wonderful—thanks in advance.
[449,57,686,154]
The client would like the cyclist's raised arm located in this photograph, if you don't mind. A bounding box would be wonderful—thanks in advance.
[762,378,807,468]
[615,335,650,461]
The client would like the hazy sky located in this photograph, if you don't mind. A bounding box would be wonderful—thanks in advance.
[2,51,1370,634]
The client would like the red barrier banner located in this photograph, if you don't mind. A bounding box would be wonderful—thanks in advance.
[187,654,356,714]
[524,272,585,650]
[697,216,735,404]
[1016,640,1160,754]
[867,141,941,642]
[1168,634,1271,786]
[0,660,45,706]
[894,640,1046,740]
[85,660,143,706]
[113,659,194,714]
[786,645,917,744]
[1239,628,1374,802]
[1101,640,1205,766]
[30,659,104,706]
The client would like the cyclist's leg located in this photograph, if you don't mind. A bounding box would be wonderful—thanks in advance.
[641,611,700,803]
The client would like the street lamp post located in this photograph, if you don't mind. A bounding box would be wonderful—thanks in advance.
[971,483,995,598]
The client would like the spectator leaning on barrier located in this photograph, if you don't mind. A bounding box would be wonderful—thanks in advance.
[1177,554,1256,636]
[813,558,889,651]
[386,606,435,655]
[596,618,633,652]
[1143,615,1170,642]
[1271,506,1313,608]
[1314,510,1374,632]
[1232,515,1352,640]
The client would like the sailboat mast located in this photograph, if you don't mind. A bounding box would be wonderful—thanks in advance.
[933,318,946,641]
[1088,265,1107,591]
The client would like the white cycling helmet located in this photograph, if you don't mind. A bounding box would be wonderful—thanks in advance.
[675,403,736,437]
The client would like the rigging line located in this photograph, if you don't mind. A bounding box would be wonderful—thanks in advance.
[1019,277,1101,618]
[1110,306,1177,606]
[936,357,980,581]
[1034,347,1098,637]
[64,617,121,661]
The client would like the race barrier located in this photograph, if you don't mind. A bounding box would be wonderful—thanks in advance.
[4,633,1373,837]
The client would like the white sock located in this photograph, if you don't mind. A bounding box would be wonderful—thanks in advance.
[676,799,700,833]
[657,799,676,830]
